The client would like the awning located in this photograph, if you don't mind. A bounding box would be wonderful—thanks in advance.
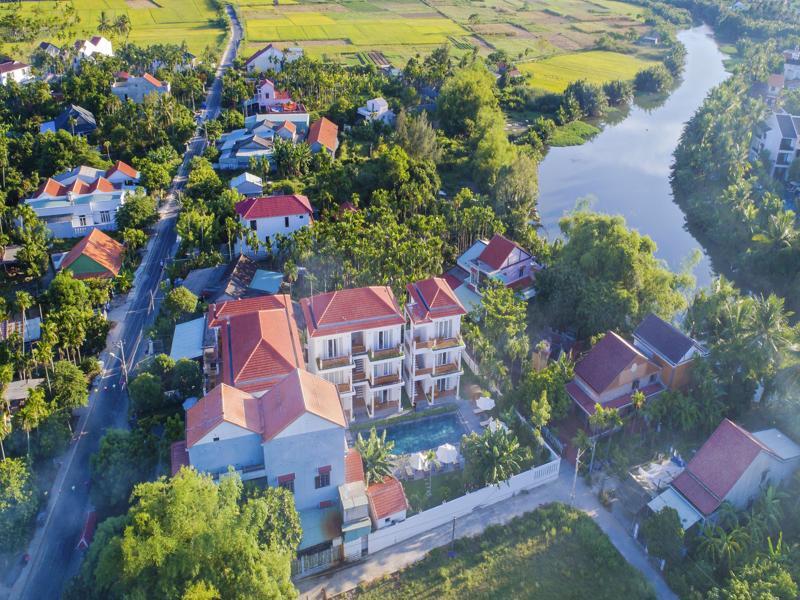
[648,487,703,530]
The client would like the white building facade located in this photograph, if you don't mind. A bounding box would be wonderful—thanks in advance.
[234,194,313,257]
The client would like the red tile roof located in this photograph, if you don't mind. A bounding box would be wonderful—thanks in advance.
[115,70,130,80]
[90,36,103,46]
[186,383,261,447]
[477,234,524,271]
[768,73,785,88]
[308,117,338,153]
[301,286,405,337]
[0,60,29,74]
[443,272,463,292]
[35,178,67,198]
[507,275,535,290]
[143,73,164,87]
[345,449,365,483]
[567,380,663,416]
[87,176,115,193]
[574,331,652,394]
[235,194,313,220]
[60,228,125,279]
[212,295,305,393]
[278,120,296,133]
[672,419,776,515]
[367,476,409,520]
[406,277,466,324]
[106,160,138,180]
[260,369,346,441]
[170,440,189,476]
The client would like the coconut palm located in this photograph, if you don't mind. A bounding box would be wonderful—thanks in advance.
[16,386,48,457]
[755,484,787,534]
[715,500,740,530]
[14,290,33,362]
[355,428,394,485]
[699,524,750,572]
[462,427,526,487]
[0,408,11,460]
[424,449,439,498]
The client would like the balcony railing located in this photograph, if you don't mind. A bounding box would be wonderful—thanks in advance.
[317,355,352,371]
[336,382,353,394]
[433,362,461,376]
[412,335,465,352]
[353,370,368,383]
[415,366,433,376]
[433,387,457,399]
[351,343,367,356]
[368,344,403,362]
[370,372,402,388]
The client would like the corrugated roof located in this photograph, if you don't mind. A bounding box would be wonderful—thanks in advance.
[60,229,125,279]
[301,286,404,337]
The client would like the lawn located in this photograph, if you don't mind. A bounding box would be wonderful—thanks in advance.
[403,470,465,514]
[4,0,226,58]
[352,503,656,599]
[518,49,656,92]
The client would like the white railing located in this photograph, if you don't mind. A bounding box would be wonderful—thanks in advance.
[367,451,561,555]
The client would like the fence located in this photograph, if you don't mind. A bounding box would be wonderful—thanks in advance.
[462,349,502,396]
[367,451,561,555]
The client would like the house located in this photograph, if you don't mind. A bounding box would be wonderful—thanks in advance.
[38,42,61,58]
[404,277,466,406]
[749,111,800,181]
[202,294,305,394]
[0,60,32,85]
[111,73,171,103]
[229,172,263,197]
[766,73,784,106]
[3,378,45,414]
[40,104,97,137]
[633,314,707,391]
[185,369,347,511]
[217,107,310,170]
[255,79,292,111]
[234,194,313,257]
[245,43,303,74]
[783,48,800,82]
[59,228,125,280]
[648,419,800,529]
[74,36,113,62]
[308,117,339,156]
[456,234,541,299]
[24,161,142,238]
[357,97,395,125]
[338,450,372,559]
[0,318,42,345]
[301,286,406,421]
[566,331,665,423]
[366,476,409,529]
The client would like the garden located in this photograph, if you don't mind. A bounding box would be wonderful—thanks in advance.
[351,502,656,599]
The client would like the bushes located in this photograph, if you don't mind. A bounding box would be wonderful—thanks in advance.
[0,457,39,551]
[634,65,673,93]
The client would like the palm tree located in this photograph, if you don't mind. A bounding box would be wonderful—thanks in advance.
[747,294,796,366]
[462,428,526,487]
[0,408,11,460]
[16,386,48,457]
[103,140,111,161]
[355,428,394,485]
[114,14,131,40]
[630,389,646,432]
[755,484,787,534]
[699,524,749,572]
[98,11,111,34]
[715,500,740,530]
[424,449,439,497]
[14,291,33,367]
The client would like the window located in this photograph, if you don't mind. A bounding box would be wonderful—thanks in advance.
[436,352,448,366]
[78,215,87,227]
[315,466,331,488]
[250,220,257,231]
[284,216,290,228]
[277,474,295,493]
[436,319,452,340]
[377,330,390,349]
[212,437,220,442]
[100,210,111,224]
[326,338,340,359]
[649,373,657,383]
[632,379,640,390]
[518,267,524,278]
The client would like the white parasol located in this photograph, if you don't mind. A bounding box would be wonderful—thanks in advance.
[436,443,459,464]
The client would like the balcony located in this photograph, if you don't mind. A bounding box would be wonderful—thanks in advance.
[412,335,465,352]
[336,381,353,395]
[368,344,403,362]
[351,343,366,356]
[317,355,353,371]
[353,370,368,383]
[370,372,402,388]
[433,362,462,377]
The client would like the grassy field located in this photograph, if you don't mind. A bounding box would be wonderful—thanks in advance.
[2,0,226,59]
[518,49,654,91]
[352,503,655,599]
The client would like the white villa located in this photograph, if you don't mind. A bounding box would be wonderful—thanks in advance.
[217,108,310,170]
[457,234,541,299]
[74,36,113,64]
[0,60,32,85]
[245,44,303,74]
[300,286,406,421]
[24,161,141,238]
[255,79,293,111]
[357,98,395,125]
[404,277,466,406]
[234,194,313,257]
[750,111,800,181]
[111,73,171,104]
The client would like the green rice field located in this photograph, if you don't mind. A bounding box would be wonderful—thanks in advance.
[518,49,655,92]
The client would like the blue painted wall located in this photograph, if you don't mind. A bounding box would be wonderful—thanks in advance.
[188,432,264,474]
[263,426,346,510]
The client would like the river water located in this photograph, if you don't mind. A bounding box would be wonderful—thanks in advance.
[537,25,729,287]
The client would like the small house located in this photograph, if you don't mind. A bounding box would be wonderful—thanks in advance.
[111,73,171,104]
[229,172,263,197]
[59,228,125,280]
[234,194,313,257]
[457,234,541,299]
[366,476,409,529]
[307,117,339,157]
[0,60,32,85]
[633,314,707,391]
[40,104,97,137]
[357,97,395,124]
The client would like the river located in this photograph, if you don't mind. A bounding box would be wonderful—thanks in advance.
[537,25,729,287]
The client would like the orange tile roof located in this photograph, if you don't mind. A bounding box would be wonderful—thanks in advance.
[60,228,125,279]
[106,160,138,179]
[186,383,261,447]
[35,178,67,198]
[210,295,305,393]
[279,120,296,133]
[143,73,164,87]
[301,286,404,337]
[367,476,409,519]
[260,369,346,441]
[87,176,115,193]
[345,449,365,483]
[406,277,466,324]
[307,117,338,153]
[67,179,90,195]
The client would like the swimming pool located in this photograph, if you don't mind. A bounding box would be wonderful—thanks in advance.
[378,412,466,455]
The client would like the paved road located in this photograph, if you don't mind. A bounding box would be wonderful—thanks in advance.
[297,466,678,600]
[11,9,242,599]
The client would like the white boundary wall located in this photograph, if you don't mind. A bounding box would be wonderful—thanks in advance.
[367,453,561,555]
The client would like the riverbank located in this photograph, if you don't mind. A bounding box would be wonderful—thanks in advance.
[537,26,728,287]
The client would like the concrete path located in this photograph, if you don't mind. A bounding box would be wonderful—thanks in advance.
[297,466,677,600]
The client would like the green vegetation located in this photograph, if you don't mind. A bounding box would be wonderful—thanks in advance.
[519,50,655,93]
[402,470,465,514]
[353,503,655,599]
[548,119,601,146]
[355,428,394,486]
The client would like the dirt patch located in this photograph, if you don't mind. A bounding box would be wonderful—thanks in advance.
[470,34,495,51]
[401,12,438,18]
[293,38,351,46]
[126,0,159,8]
[368,51,390,66]
[274,3,346,11]
[545,32,586,52]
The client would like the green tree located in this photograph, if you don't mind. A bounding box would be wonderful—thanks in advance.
[395,110,441,163]
[437,63,498,137]
[48,360,88,411]
[0,457,38,550]
[462,427,529,487]
[639,507,684,565]
[713,557,798,600]
[634,65,673,93]
[171,358,201,399]
[90,428,157,511]
[16,385,50,456]
[492,152,539,237]
[163,286,198,322]
[128,372,165,415]
[247,486,302,553]
[115,190,158,231]
[356,428,394,485]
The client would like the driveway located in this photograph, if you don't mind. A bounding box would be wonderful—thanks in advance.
[297,466,677,600]
[6,12,242,600]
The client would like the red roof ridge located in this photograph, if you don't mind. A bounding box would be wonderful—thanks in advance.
[142,72,163,87]
[308,117,338,152]
[477,234,526,271]
[60,228,125,278]
[106,160,138,179]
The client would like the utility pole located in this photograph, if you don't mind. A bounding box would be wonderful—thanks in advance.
[570,446,585,506]
[116,341,129,388]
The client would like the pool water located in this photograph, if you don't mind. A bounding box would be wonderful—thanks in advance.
[378,413,466,455]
